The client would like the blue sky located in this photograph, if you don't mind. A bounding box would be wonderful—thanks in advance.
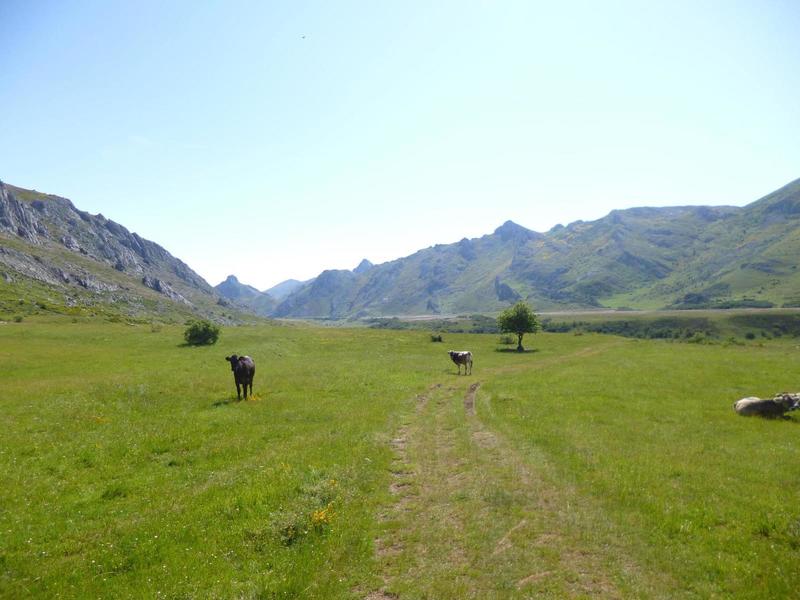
[2,1,799,290]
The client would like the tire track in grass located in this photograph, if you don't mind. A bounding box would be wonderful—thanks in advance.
[464,382,480,415]
[368,385,438,598]
[368,377,660,598]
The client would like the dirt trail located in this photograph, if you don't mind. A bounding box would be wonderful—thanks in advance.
[366,377,651,599]
[463,382,480,415]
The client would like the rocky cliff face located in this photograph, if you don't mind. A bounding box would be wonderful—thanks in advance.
[0,181,226,320]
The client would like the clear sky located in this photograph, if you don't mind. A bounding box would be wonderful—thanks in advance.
[2,1,799,290]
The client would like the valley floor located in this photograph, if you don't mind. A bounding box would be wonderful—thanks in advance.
[1,320,799,598]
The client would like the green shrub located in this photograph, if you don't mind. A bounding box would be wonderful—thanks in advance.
[430,333,443,342]
[13,315,23,323]
[183,320,220,345]
[687,332,708,344]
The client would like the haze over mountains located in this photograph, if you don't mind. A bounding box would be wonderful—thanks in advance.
[3,177,800,322]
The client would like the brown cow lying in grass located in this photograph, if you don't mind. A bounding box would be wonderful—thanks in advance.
[225,355,256,400]
[734,393,800,417]
[448,350,473,375]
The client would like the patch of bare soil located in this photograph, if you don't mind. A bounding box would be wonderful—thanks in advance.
[464,381,480,414]
[471,430,498,449]
[365,592,398,600]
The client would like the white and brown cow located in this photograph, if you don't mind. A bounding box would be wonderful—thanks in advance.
[448,350,473,375]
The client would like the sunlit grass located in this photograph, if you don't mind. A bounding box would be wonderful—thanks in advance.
[1,319,799,597]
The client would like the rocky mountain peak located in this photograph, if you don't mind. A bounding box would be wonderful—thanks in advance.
[354,259,374,274]
[493,220,538,242]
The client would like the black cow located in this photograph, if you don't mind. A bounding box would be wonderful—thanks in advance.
[225,354,256,400]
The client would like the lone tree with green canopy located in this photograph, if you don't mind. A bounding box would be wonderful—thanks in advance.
[497,301,540,352]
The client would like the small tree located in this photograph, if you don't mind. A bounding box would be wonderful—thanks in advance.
[497,301,540,352]
[184,319,220,346]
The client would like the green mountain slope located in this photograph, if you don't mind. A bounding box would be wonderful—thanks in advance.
[620,178,800,308]
[5,176,799,321]
[272,178,800,317]
[0,181,238,322]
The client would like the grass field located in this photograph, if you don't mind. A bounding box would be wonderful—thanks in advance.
[1,319,799,598]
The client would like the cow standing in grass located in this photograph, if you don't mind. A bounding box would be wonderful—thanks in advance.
[448,350,473,375]
[225,355,256,400]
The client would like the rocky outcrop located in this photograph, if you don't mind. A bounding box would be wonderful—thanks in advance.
[141,276,191,305]
[0,185,48,244]
[0,181,213,310]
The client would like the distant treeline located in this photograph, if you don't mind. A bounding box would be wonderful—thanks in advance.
[542,312,800,340]
[542,317,717,340]
[366,315,500,334]
[671,294,778,310]
[368,311,800,341]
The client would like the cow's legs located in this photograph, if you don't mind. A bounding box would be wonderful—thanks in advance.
[236,382,242,400]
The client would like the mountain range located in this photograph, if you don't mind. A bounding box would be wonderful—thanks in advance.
[218,177,800,318]
[2,177,800,322]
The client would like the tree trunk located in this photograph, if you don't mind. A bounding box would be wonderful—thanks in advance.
[517,333,524,352]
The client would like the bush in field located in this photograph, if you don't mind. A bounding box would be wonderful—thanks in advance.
[497,301,541,352]
[430,333,443,342]
[183,319,220,346]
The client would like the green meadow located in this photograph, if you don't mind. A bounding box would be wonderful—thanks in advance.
[1,319,799,598]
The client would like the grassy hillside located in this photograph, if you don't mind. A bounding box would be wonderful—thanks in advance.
[610,178,800,309]
[2,317,799,597]
[1,181,236,323]
[270,179,800,318]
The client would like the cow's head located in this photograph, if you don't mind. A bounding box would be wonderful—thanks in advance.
[225,355,239,370]
[779,394,800,411]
